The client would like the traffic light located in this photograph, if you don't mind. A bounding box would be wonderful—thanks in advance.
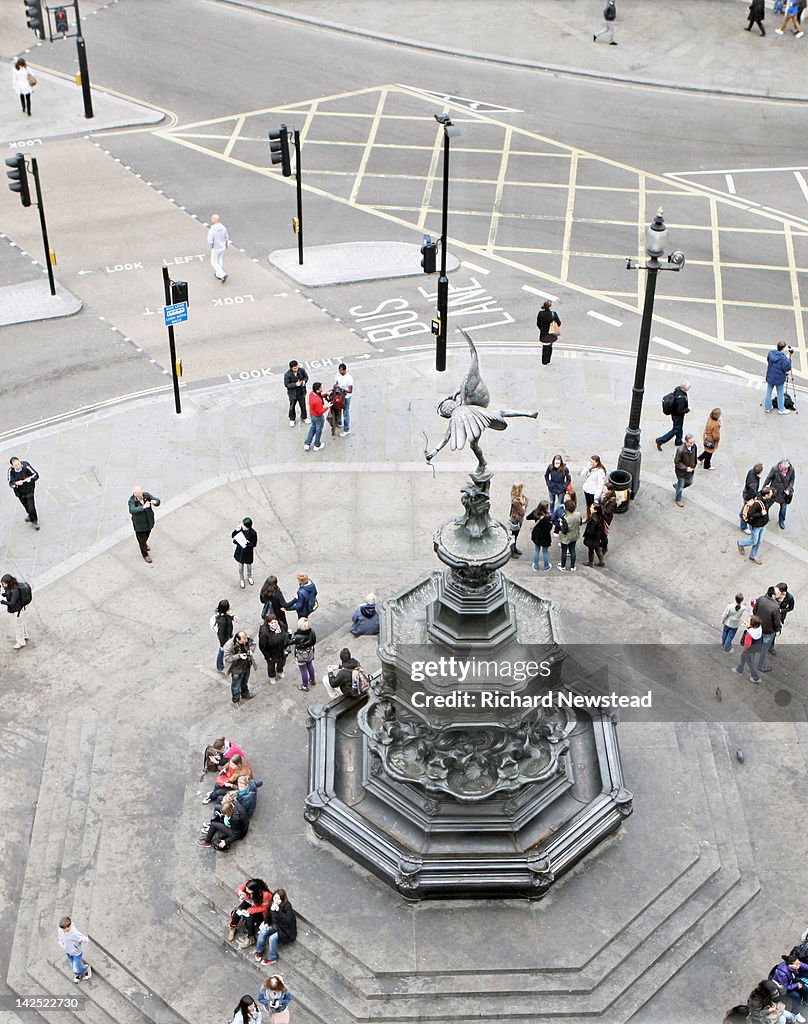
[24,0,45,38]
[269,125,292,178]
[53,6,69,33]
[5,153,31,208]
[170,280,188,304]
[420,238,437,274]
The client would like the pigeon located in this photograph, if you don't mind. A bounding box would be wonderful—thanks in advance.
[736,750,745,763]
[715,686,722,702]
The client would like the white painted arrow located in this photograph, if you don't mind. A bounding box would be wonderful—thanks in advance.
[78,269,93,276]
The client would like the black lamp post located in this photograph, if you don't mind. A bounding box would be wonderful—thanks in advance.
[434,113,460,373]
[616,208,685,497]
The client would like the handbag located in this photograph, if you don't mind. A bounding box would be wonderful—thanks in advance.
[27,73,37,87]
[703,439,716,450]
[548,320,561,338]
[272,1010,290,1024]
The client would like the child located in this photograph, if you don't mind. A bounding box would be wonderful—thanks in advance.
[720,592,745,652]
[734,614,763,684]
[58,916,91,982]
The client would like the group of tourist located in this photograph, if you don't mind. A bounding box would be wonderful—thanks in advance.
[197,738,262,850]
[725,934,808,1023]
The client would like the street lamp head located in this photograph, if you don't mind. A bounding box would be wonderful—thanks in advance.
[434,112,460,137]
[434,113,453,125]
[646,207,667,260]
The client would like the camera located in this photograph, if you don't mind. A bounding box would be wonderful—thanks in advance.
[788,346,794,355]
[668,251,686,269]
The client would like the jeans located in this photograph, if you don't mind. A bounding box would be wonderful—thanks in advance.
[14,489,37,523]
[721,625,738,651]
[674,475,693,502]
[66,953,88,979]
[594,20,616,41]
[298,660,316,687]
[764,381,785,412]
[533,545,550,570]
[255,926,279,961]
[736,648,761,682]
[560,542,576,568]
[210,248,226,280]
[738,525,764,558]
[230,668,251,704]
[216,647,224,672]
[758,632,775,671]
[238,561,253,581]
[773,500,788,528]
[656,416,684,447]
[342,395,352,432]
[288,393,306,422]
[304,415,325,447]
[549,492,564,513]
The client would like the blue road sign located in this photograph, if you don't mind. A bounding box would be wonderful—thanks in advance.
[164,301,188,326]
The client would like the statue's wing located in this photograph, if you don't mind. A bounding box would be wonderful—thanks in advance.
[457,329,491,408]
[449,406,507,449]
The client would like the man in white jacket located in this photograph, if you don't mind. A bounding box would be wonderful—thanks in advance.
[207,213,230,282]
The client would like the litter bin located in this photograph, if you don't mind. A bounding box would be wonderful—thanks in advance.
[608,469,632,514]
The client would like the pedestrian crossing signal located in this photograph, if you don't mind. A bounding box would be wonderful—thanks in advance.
[54,6,68,32]
[24,0,45,38]
[421,239,437,274]
[269,125,292,178]
[5,153,31,208]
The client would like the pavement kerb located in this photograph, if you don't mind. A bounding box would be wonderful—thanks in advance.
[216,0,808,104]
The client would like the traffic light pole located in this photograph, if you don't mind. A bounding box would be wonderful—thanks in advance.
[162,265,182,415]
[73,2,94,118]
[435,121,453,373]
[294,129,303,266]
[30,158,55,297]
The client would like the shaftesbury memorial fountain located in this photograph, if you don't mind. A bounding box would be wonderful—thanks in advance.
[305,333,633,898]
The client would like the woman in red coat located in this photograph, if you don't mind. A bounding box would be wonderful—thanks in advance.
[227,878,272,947]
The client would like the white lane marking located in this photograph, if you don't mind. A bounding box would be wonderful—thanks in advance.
[461,260,490,275]
[522,285,558,301]
[666,166,808,176]
[724,175,736,195]
[794,171,808,207]
[587,310,623,327]
[653,335,691,355]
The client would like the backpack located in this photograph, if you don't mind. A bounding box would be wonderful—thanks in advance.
[790,942,808,962]
[330,387,346,412]
[18,582,32,608]
[604,2,616,20]
[774,0,785,12]
[772,392,795,411]
[351,668,371,697]
[661,392,676,415]
[559,515,569,535]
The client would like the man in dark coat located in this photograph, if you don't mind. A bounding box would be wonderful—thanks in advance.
[673,434,697,507]
[746,0,766,34]
[7,457,40,530]
[128,487,160,563]
[326,648,362,698]
[656,381,691,450]
[753,591,782,673]
[283,360,309,426]
[350,594,380,636]
[764,459,795,530]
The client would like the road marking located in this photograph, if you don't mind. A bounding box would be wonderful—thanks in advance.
[486,126,512,254]
[709,198,725,343]
[418,127,444,232]
[653,335,691,355]
[783,222,807,369]
[560,150,578,282]
[587,310,623,327]
[461,260,489,274]
[724,174,736,195]
[522,285,557,301]
[794,171,808,207]
[667,165,808,176]
[349,87,388,205]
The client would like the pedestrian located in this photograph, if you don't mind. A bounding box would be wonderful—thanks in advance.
[227,878,272,948]
[738,486,773,564]
[350,593,379,636]
[673,434,697,507]
[545,455,570,513]
[734,613,763,684]
[255,891,298,968]
[324,382,345,437]
[776,0,804,35]
[764,459,795,530]
[770,582,794,656]
[593,0,618,44]
[556,498,582,573]
[283,360,308,427]
[583,502,608,567]
[258,614,289,683]
[260,575,288,628]
[232,773,262,819]
[739,462,764,532]
[696,408,721,470]
[303,382,328,452]
[655,380,691,450]
[325,648,366,698]
[508,481,529,557]
[212,599,236,673]
[552,484,576,533]
[764,341,793,413]
[258,974,294,1021]
[720,592,745,651]
[57,916,92,982]
[12,58,33,116]
[335,362,354,436]
[7,456,40,529]
[292,617,317,691]
[752,589,782,673]
[223,631,257,708]
[599,482,617,525]
[232,517,258,589]
[128,486,160,564]
[284,573,318,618]
[228,996,261,1024]
[771,954,808,1016]
[580,455,607,519]
[746,0,766,34]
[207,213,230,282]
[526,499,552,572]
[1,573,31,650]
[536,300,561,365]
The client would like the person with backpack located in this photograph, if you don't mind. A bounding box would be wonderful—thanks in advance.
[556,498,582,572]
[284,573,318,618]
[325,648,366,699]
[720,593,745,651]
[764,342,793,412]
[1,573,31,649]
[583,503,608,567]
[212,599,236,672]
[258,614,289,683]
[745,0,766,35]
[734,613,763,684]
[739,462,764,532]
[232,517,258,589]
[738,485,774,563]
[655,381,691,451]
[7,456,40,530]
[260,575,288,629]
[292,617,317,691]
[594,0,618,44]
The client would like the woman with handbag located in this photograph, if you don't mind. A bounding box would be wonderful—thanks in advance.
[697,408,721,470]
[536,300,561,366]
[508,481,529,558]
[292,617,317,692]
[259,575,288,629]
[12,59,34,116]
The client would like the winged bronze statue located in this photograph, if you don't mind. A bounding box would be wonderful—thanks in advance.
[425,329,538,476]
